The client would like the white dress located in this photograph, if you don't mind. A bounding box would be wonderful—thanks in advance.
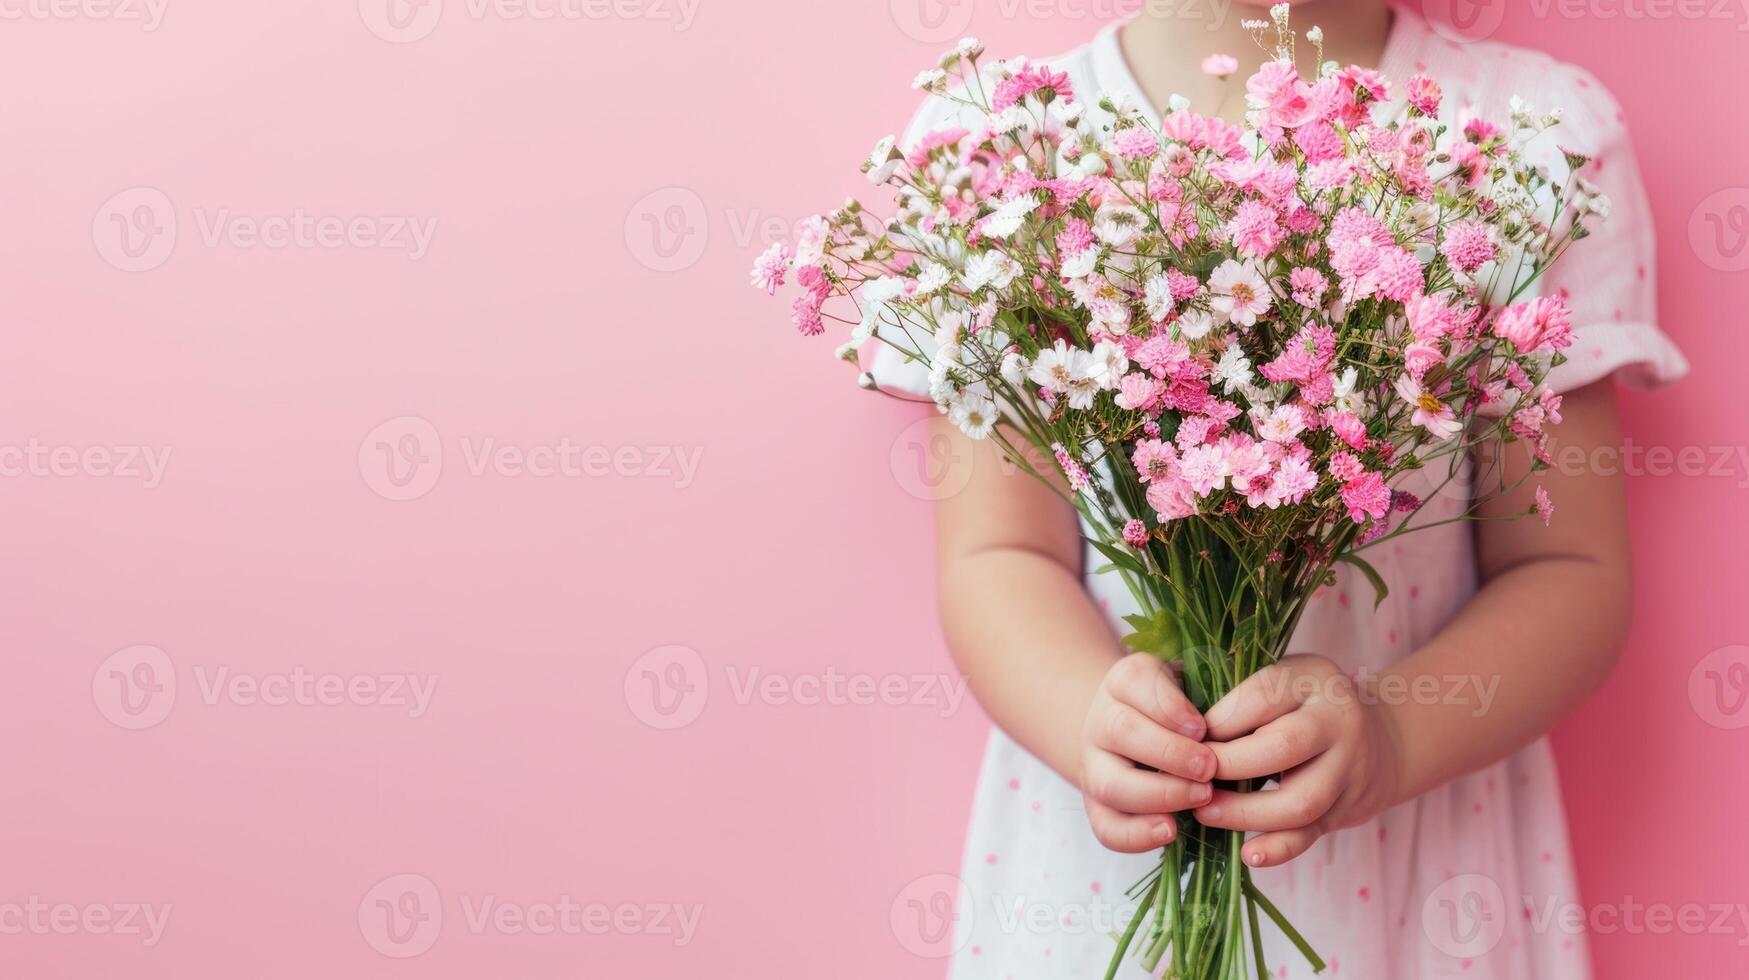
[872,7,1689,978]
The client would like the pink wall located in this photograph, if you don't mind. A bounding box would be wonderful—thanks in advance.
[0,1,1743,977]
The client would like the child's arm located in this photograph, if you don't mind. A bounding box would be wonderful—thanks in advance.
[1193,381,1633,868]
[933,417,1217,853]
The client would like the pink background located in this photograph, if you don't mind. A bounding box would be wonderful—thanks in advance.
[1,0,1745,976]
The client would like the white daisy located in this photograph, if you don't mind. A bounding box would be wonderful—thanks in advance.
[1208,259,1273,328]
[950,392,999,440]
[1214,342,1255,394]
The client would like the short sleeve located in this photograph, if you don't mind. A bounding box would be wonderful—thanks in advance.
[1532,71,1689,394]
[862,94,972,399]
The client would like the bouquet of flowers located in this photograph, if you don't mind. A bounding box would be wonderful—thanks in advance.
[753,5,1602,977]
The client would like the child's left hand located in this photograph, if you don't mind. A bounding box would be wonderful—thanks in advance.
[1191,654,1403,869]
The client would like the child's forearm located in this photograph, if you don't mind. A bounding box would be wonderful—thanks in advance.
[939,546,1122,787]
[1371,553,1630,807]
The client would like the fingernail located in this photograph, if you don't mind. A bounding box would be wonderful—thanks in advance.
[1190,783,1212,805]
[1191,753,1212,780]
[1247,851,1264,867]
[1176,719,1205,738]
[1198,804,1221,821]
[1154,820,1176,843]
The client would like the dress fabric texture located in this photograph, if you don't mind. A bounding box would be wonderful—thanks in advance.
[871,8,1688,978]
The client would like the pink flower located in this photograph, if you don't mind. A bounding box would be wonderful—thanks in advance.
[1179,444,1228,495]
[1494,297,1574,353]
[992,65,1075,112]
[1403,341,1445,383]
[1407,75,1443,116]
[749,242,792,295]
[1393,375,1462,441]
[1293,120,1346,164]
[1201,53,1239,77]
[1440,220,1497,273]
[1167,269,1203,301]
[1131,438,1178,483]
[1122,519,1150,547]
[1535,486,1555,526]
[1289,267,1328,307]
[1110,127,1159,160]
[791,293,825,336]
[1372,247,1426,302]
[1245,59,1317,130]
[1340,472,1392,524]
[1329,451,1365,483]
[1116,373,1163,412]
[1053,443,1090,492]
[1147,478,1199,520]
[1405,294,1463,342]
[1328,411,1368,450]
[1227,200,1286,258]
[1269,456,1318,507]
[1056,218,1096,257]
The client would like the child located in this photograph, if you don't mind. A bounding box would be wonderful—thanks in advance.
[874,2,1687,976]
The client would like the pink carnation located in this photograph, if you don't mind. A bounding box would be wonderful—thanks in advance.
[1535,486,1555,526]
[1441,221,1497,273]
[1110,126,1159,160]
[1328,451,1365,482]
[1494,296,1574,353]
[1340,471,1392,524]
[1372,247,1426,302]
[992,65,1074,112]
[1407,75,1443,116]
[1122,519,1150,547]
[1227,200,1286,258]
[749,242,792,296]
[1201,53,1239,77]
[1289,267,1328,307]
[1056,218,1096,256]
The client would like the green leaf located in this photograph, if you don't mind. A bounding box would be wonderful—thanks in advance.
[1087,539,1147,578]
[1120,608,1182,661]
[1337,554,1390,609]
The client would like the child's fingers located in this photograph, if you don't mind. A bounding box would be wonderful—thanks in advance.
[1083,749,1215,814]
[1107,652,1206,740]
[1194,752,1343,833]
[1240,827,1322,869]
[1203,654,1335,741]
[1084,796,1178,854]
[1094,702,1217,780]
[1206,712,1331,781]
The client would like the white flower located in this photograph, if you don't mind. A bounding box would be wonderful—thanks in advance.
[1332,366,1363,415]
[1167,93,1191,113]
[1214,343,1255,394]
[1393,375,1463,441]
[1208,259,1273,328]
[999,351,1031,386]
[866,135,901,184]
[1089,340,1130,389]
[1092,204,1146,249]
[912,68,947,91]
[1176,309,1216,341]
[793,215,829,266]
[1255,404,1306,443]
[1029,340,1103,410]
[914,261,953,296]
[980,195,1039,239]
[1060,248,1101,279]
[1143,274,1175,323]
[962,250,1021,292]
[950,392,999,440]
[955,36,983,59]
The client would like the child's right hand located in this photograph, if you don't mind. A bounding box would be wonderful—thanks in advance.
[1079,652,1217,853]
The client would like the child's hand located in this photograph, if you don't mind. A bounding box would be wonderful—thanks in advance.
[1079,652,1218,853]
[1192,654,1402,869]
